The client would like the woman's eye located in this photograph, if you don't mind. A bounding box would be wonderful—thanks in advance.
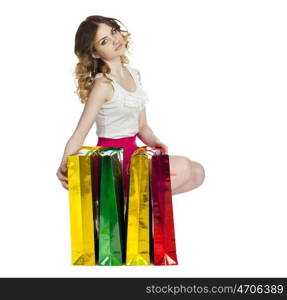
[101,29,117,45]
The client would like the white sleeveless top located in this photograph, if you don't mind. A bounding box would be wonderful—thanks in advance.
[94,64,150,139]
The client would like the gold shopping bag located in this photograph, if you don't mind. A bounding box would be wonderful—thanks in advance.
[125,147,151,266]
[67,146,102,265]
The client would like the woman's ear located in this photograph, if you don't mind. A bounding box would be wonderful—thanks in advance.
[92,52,100,59]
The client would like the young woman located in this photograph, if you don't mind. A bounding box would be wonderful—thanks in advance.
[56,15,205,199]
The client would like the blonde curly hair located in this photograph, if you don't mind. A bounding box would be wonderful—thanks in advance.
[74,15,132,103]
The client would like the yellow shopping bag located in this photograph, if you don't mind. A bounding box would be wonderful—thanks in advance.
[67,146,102,265]
[125,147,151,266]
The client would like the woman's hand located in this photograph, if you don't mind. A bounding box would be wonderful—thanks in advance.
[56,161,69,190]
[150,142,169,154]
[149,143,177,176]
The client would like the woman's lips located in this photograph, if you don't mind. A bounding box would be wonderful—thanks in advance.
[115,43,123,50]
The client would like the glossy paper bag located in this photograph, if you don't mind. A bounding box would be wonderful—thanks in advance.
[97,147,125,266]
[151,149,178,265]
[67,146,102,266]
[126,148,151,266]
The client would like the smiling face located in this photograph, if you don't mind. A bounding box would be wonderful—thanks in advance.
[93,23,126,60]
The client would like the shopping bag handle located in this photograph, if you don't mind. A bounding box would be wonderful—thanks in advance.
[80,146,103,150]
[126,145,163,175]
[98,147,123,156]
[80,146,103,156]
[133,145,164,155]
[99,146,123,152]
[68,145,103,156]
[80,146,123,156]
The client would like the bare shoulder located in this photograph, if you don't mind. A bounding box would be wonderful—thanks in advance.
[90,76,114,103]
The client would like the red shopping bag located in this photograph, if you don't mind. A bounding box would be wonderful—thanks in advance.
[150,147,178,265]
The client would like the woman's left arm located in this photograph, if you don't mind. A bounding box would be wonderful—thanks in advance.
[136,107,168,153]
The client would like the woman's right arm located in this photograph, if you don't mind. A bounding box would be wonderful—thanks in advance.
[56,77,111,190]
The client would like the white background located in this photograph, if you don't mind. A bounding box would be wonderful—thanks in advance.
[0,0,286,277]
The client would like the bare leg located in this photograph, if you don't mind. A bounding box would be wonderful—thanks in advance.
[169,155,205,195]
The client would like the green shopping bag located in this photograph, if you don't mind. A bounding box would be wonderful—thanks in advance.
[96,147,125,266]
